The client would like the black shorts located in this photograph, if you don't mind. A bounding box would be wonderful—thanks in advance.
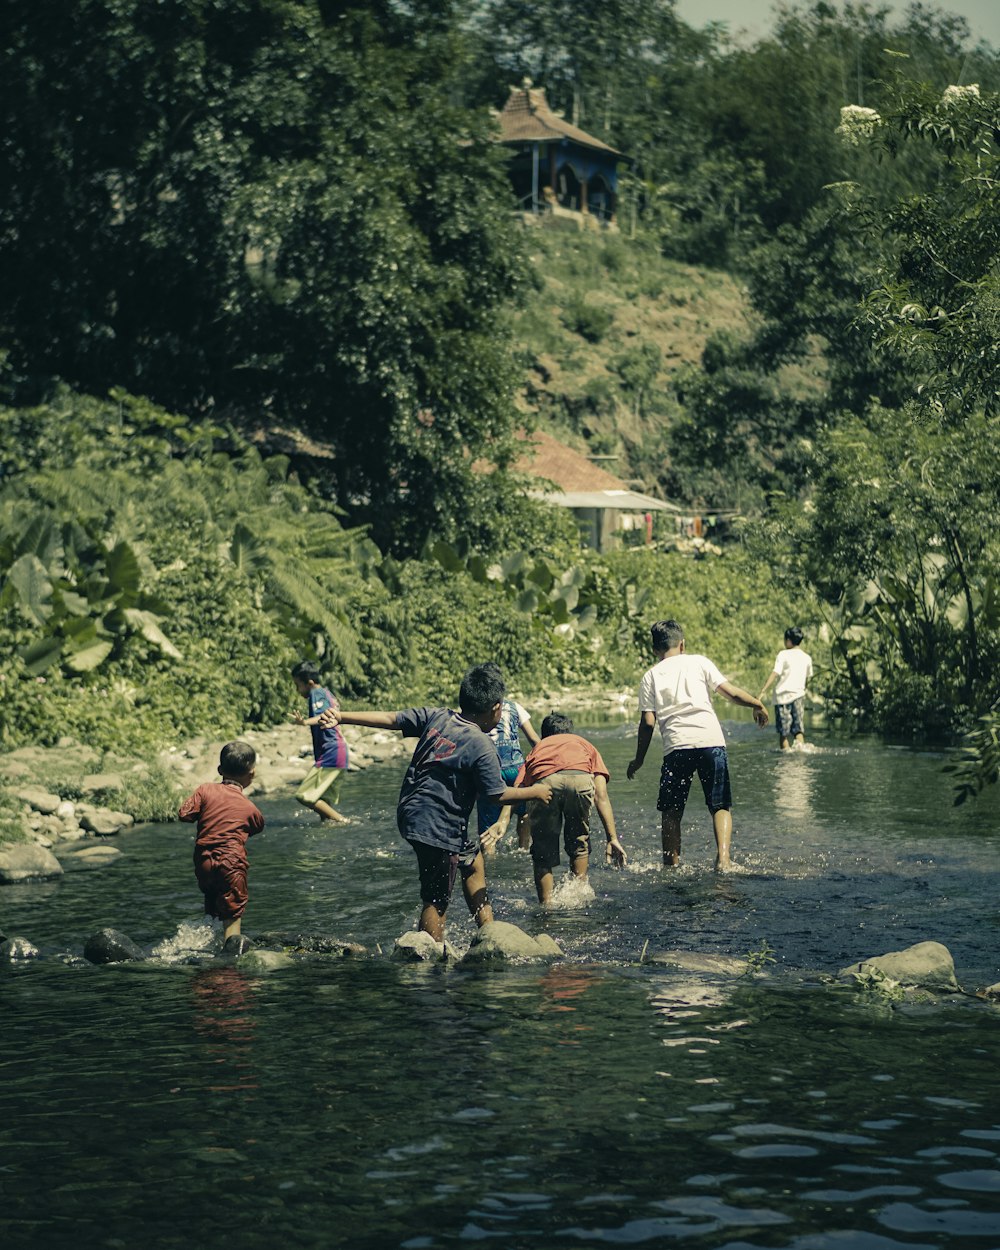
[408,839,479,911]
[657,747,732,816]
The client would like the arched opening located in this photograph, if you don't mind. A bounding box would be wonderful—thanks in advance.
[556,163,582,212]
[588,174,614,222]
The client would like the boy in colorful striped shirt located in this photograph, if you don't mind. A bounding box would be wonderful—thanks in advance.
[291,660,350,824]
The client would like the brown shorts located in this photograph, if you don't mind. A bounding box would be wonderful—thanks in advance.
[528,770,595,872]
[194,851,249,921]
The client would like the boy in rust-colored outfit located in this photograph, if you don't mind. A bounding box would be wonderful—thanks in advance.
[179,741,264,949]
[512,712,627,903]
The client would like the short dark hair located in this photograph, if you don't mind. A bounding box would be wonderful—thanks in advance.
[541,712,574,737]
[219,740,256,778]
[291,660,321,684]
[651,619,685,651]
[785,626,804,646]
[459,663,505,715]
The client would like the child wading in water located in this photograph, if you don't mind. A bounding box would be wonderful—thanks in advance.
[291,660,350,824]
[179,741,264,948]
[627,619,768,870]
[318,664,552,943]
[512,712,627,903]
[759,627,813,750]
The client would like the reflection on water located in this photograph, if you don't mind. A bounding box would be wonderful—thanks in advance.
[2,727,999,1248]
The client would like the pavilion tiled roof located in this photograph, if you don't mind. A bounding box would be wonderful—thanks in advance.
[497,82,623,157]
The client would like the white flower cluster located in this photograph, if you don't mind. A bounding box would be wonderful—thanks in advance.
[835,104,882,145]
[941,83,980,104]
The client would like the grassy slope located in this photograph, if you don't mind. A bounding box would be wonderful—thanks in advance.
[511,227,748,494]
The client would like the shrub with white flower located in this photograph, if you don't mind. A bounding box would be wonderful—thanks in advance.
[941,83,980,105]
[835,105,882,146]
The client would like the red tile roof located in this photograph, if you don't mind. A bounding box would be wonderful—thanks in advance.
[513,429,630,491]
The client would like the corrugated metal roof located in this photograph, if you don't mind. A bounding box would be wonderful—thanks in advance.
[497,83,623,156]
[531,489,680,513]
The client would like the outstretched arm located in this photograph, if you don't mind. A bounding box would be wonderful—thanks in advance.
[758,670,778,701]
[318,708,401,731]
[627,712,656,780]
[594,775,627,868]
[717,681,769,728]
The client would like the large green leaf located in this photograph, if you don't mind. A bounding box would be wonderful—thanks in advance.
[19,635,62,674]
[105,541,141,601]
[227,523,268,575]
[64,639,114,672]
[431,541,464,573]
[122,608,182,659]
[7,553,54,624]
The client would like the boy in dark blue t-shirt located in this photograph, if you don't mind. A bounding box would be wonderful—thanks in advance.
[291,660,350,825]
[318,664,552,942]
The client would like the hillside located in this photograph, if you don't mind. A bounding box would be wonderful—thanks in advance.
[512,228,750,499]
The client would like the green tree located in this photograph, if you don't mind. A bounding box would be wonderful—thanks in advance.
[0,0,525,552]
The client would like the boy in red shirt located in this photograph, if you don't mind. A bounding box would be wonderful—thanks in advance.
[506,712,627,903]
[178,741,265,947]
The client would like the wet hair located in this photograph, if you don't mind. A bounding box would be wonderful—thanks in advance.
[459,663,505,715]
[785,626,804,646]
[219,740,256,779]
[651,619,685,652]
[541,712,574,738]
[291,659,321,684]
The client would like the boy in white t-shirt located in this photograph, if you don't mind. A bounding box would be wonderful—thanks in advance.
[759,627,813,750]
[627,619,769,870]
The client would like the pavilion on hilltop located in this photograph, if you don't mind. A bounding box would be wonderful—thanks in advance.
[496,80,626,226]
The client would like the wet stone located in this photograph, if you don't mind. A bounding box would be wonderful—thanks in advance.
[83,928,145,965]
[0,936,41,961]
[0,844,64,884]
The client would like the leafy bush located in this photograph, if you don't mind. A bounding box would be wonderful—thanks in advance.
[0,783,31,845]
[561,299,615,343]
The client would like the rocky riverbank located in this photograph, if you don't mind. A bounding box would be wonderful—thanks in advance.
[0,685,637,882]
[0,722,410,881]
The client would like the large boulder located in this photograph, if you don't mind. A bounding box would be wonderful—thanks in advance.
[461,921,563,964]
[13,786,62,815]
[80,772,125,794]
[77,806,134,836]
[83,928,145,964]
[58,844,123,871]
[839,941,961,993]
[0,844,64,883]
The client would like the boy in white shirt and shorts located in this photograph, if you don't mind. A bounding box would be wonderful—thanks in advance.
[759,627,813,750]
[627,619,768,870]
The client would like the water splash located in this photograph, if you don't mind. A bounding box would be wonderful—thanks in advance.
[150,919,221,961]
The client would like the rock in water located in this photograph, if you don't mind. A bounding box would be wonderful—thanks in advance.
[0,845,64,884]
[391,931,450,962]
[461,921,563,964]
[0,936,41,961]
[839,940,960,992]
[83,928,145,965]
[235,949,295,971]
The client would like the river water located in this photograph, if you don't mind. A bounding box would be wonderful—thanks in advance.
[2,722,999,1249]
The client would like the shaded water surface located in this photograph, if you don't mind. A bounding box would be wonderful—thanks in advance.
[2,725,999,1249]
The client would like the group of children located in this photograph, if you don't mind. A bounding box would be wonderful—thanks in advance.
[179,622,813,950]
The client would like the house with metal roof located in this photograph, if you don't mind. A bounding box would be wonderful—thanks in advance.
[514,429,677,551]
[496,79,625,226]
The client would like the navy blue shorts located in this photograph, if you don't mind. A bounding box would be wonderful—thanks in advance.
[408,839,479,911]
[657,747,732,816]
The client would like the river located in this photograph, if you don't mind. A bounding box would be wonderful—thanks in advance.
[2,721,999,1249]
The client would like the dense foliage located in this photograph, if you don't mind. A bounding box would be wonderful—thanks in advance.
[1,0,526,552]
[3,0,1000,798]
